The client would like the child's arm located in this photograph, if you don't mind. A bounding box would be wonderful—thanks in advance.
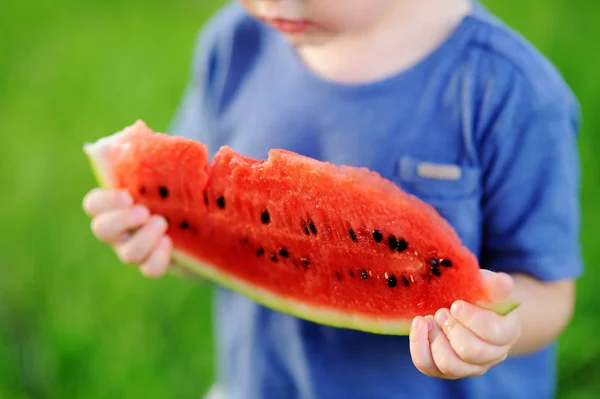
[506,273,575,355]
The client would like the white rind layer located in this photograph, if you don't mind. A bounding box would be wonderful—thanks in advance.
[83,125,134,188]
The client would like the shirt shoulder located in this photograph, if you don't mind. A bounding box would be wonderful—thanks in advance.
[190,2,265,111]
[464,6,577,110]
[447,6,581,161]
[193,1,260,57]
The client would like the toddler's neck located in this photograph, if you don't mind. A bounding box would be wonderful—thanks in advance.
[296,0,474,85]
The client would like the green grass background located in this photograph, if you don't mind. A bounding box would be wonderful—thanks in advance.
[1,1,598,398]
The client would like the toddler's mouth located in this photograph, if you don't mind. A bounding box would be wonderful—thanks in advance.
[264,17,311,34]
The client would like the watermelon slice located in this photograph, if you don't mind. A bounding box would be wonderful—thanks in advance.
[83,120,518,335]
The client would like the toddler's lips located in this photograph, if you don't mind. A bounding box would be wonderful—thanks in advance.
[266,18,311,34]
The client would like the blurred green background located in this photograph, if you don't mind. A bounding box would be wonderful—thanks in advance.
[1,0,598,398]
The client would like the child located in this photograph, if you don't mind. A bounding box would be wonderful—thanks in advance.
[83,0,582,398]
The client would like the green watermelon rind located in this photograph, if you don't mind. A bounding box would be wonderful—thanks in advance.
[173,251,517,333]
[490,301,520,316]
[172,250,415,335]
[82,134,519,336]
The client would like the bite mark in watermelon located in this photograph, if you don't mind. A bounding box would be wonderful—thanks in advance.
[83,120,519,335]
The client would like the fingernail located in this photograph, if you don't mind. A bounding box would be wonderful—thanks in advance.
[140,263,158,278]
[481,269,493,278]
[151,215,167,228]
[436,309,448,325]
[451,301,463,316]
[118,190,133,205]
[412,317,421,331]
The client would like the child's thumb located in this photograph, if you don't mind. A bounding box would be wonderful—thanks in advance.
[481,269,514,303]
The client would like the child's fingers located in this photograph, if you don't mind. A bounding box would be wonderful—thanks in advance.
[429,313,484,378]
[83,188,132,216]
[435,308,508,366]
[409,316,441,376]
[450,300,521,347]
[115,215,168,265]
[140,236,173,278]
[91,205,150,242]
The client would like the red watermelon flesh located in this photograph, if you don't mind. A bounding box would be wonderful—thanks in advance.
[83,120,518,335]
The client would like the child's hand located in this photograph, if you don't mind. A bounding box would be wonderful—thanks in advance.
[83,188,172,278]
[409,270,521,379]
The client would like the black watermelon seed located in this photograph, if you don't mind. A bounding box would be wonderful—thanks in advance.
[270,253,278,262]
[256,247,265,257]
[430,259,439,267]
[159,186,169,198]
[261,210,270,224]
[301,257,310,267]
[203,190,209,206]
[336,272,342,281]
[303,223,310,235]
[361,269,369,280]
[349,270,355,277]
[440,259,452,267]
[279,248,289,258]
[388,236,398,251]
[431,266,441,277]
[309,220,317,235]
[396,239,408,252]
[180,220,189,230]
[372,230,383,243]
[140,186,147,195]
[387,275,397,288]
[402,276,410,287]
[349,228,357,243]
[216,196,226,209]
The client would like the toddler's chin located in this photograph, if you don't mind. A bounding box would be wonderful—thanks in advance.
[283,32,331,47]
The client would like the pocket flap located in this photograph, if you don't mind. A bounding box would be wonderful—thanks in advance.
[397,156,480,199]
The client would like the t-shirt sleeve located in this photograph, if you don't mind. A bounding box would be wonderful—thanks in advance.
[168,77,214,144]
[167,2,249,154]
[167,27,218,146]
[479,94,583,282]
[167,10,230,149]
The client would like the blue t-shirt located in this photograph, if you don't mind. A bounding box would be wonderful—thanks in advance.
[170,2,583,398]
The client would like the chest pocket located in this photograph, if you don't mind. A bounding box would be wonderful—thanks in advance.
[393,155,483,253]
